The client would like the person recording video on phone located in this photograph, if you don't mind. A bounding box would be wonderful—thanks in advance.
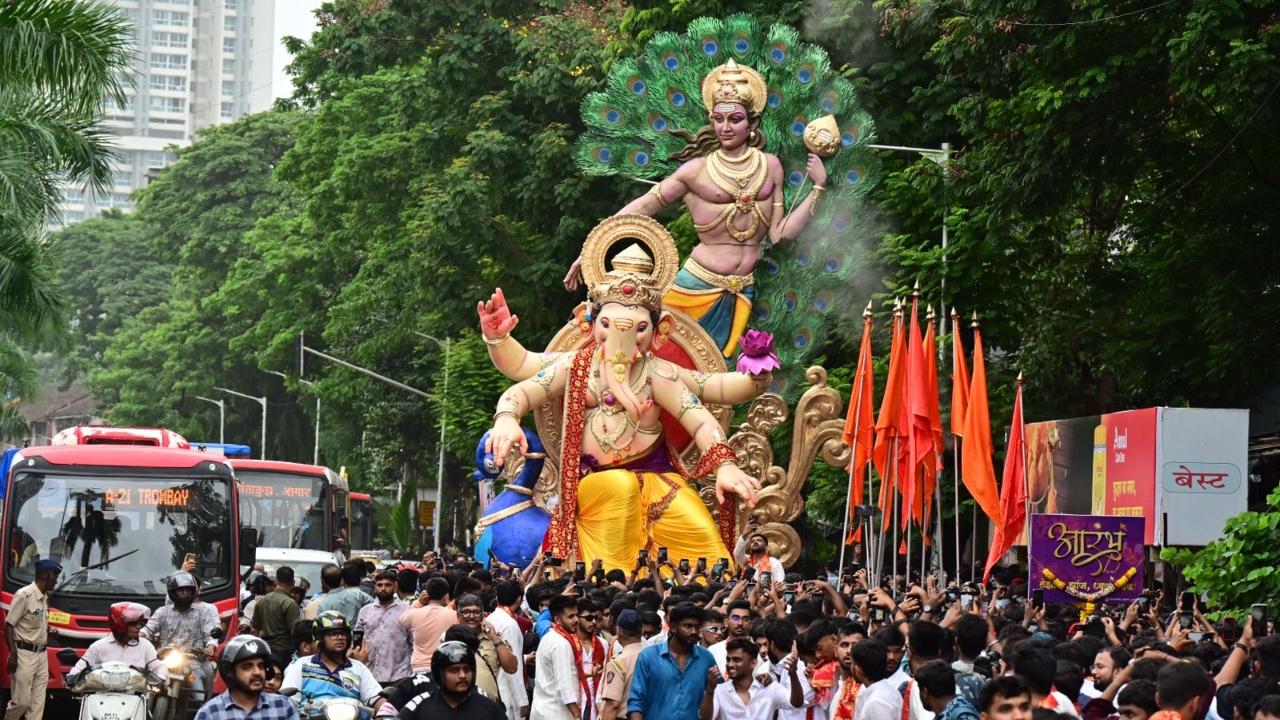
[732,515,784,581]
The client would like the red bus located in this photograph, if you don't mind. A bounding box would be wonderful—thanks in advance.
[0,444,255,690]
[229,460,349,554]
[349,492,374,552]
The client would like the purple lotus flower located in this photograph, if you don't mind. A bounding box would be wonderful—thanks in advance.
[736,329,781,375]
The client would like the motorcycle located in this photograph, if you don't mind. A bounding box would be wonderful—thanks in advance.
[281,687,380,720]
[151,645,206,720]
[57,648,164,720]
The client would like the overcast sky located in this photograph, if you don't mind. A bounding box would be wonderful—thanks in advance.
[271,0,324,101]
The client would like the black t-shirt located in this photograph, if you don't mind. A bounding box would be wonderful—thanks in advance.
[384,673,435,713]
[398,688,505,720]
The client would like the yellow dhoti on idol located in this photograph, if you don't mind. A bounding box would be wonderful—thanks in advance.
[576,463,731,572]
[663,258,754,358]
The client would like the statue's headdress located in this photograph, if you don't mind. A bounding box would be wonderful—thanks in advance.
[701,59,767,115]
[580,215,679,313]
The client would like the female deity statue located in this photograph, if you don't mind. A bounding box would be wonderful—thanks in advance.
[565,60,828,357]
[481,216,768,569]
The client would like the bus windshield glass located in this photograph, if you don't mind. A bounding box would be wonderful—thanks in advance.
[5,473,232,594]
[235,470,328,550]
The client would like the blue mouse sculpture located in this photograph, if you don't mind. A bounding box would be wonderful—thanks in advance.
[472,427,550,569]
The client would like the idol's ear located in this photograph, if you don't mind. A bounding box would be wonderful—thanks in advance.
[651,311,676,351]
[572,302,592,336]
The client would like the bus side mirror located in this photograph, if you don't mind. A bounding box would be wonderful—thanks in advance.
[239,527,258,567]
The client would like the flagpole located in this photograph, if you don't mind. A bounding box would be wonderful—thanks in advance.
[838,302,874,582]
[865,463,875,581]
[950,307,963,582]
[969,310,981,583]
[1019,372,1030,556]
[891,444,899,587]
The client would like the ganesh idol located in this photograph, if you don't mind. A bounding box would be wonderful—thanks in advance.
[564,59,829,358]
[480,215,770,569]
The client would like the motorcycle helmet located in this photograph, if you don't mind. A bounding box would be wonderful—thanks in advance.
[430,640,476,689]
[314,610,351,639]
[167,571,198,609]
[107,602,151,642]
[217,635,273,682]
[244,570,270,596]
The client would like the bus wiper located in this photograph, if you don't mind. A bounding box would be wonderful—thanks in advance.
[54,548,141,592]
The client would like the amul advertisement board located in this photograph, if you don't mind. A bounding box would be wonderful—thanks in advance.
[1028,513,1145,604]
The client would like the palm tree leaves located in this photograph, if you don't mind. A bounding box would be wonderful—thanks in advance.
[0,88,118,229]
[0,0,134,114]
[0,0,132,437]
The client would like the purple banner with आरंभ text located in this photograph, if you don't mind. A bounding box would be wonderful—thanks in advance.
[1029,514,1144,604]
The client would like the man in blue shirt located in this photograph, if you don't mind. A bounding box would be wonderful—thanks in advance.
[195,635,299,720]
[628,602,719,720]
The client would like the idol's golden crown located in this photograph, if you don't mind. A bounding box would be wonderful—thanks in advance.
[588,243,664,311]
[701,59,767,115]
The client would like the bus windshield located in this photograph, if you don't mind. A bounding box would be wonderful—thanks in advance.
[235,470,328,550]
[5,473,233,595]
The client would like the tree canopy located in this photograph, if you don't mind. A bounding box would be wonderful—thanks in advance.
[41,0,1280,558]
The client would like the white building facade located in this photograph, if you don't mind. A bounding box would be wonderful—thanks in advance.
[60,0,275,225]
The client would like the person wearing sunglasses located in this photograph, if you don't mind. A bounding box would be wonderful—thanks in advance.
[701,610,728,649]
[577,599,608,720]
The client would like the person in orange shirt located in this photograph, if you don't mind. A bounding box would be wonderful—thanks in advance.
[399,577,458,673]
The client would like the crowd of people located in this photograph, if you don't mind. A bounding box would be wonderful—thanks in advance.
[17,523,1279,720]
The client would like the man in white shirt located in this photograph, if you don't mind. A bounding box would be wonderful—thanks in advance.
[828,622,866,719]
[531,595,581,720]
[704,638,802,720]
[486,580,529,720]
[69,602,166,681]
[901,620,948,720]
[852,639,903,720]
[762,620,822,720]
[710,602,754,677]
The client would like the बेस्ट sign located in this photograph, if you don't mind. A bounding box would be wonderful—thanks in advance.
[1029,513,1145,604]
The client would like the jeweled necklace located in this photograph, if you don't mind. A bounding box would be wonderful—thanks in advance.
[698,147,769,242]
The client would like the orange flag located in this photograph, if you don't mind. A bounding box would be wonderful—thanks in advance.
[960,315,1001,524]
[985,374,1028,582]
[950,308,971,438]
[873,302,906,532]
[903,293,932,527]
[921,308,943,523]
[842,303,875,541]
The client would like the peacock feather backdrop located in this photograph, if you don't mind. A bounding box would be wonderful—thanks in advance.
[575,14,879,395]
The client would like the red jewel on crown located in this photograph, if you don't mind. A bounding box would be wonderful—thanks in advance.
[622,283,635,295]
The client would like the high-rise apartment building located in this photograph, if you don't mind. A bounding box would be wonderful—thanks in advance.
[59,0,275,225]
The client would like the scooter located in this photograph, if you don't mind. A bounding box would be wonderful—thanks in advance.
[281,687,380,720]
[57,648,164,720]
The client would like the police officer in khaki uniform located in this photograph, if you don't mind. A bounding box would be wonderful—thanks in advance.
[5,559,59,720]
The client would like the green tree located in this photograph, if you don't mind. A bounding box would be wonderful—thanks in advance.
[0,0,132,439]
[89,111,311,458]
[49,210,172,383]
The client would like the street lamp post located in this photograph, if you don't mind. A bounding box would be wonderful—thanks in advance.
[267,370,320,465]
[413,333,451,554]
[216,386,267,460]
[867,141,953,582]
[193,395,225,444]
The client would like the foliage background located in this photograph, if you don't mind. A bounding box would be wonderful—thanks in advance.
[26,0,1280,570]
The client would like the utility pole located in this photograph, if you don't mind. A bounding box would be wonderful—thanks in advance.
[412,333,451,554]
[267,370,320,465]
[216,387,267,460]
[193,395,225,444]
[296,334,442,546]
